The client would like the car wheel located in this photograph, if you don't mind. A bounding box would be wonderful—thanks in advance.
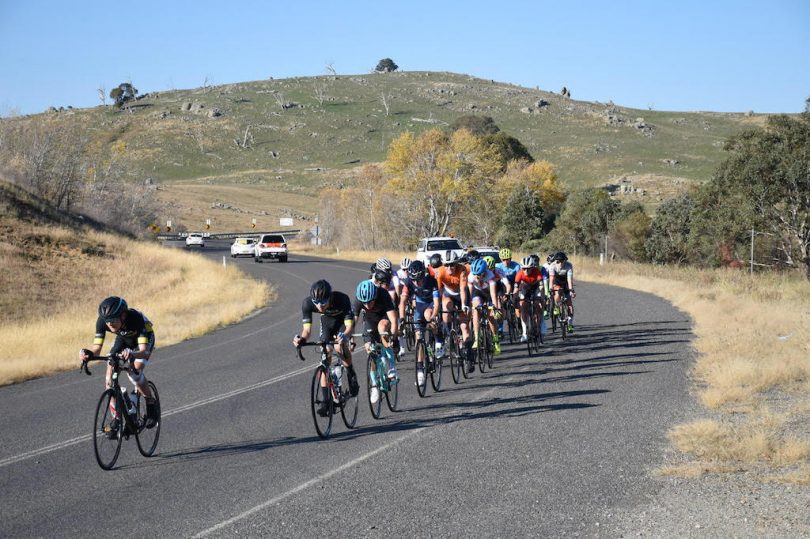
[280,256,288,263]
[255,257,262,263]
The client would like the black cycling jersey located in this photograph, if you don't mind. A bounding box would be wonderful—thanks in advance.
[352,285,396,318]
[94,309,155,356]
[301,291,354,325]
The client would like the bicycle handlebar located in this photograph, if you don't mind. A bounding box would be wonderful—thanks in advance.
[79,351,128,376]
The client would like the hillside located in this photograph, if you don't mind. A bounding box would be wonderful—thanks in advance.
[3,72,766,231]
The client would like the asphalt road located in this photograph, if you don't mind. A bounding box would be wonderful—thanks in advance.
[0,241,695,537]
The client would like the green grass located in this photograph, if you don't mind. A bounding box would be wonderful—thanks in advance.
[5,71,768,226]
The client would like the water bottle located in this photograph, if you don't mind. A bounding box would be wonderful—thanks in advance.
[130,390,140,415]
[122,387,136,416]
[332,365,343,389]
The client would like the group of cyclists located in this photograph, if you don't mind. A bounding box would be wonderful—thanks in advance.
[293,248,576,415]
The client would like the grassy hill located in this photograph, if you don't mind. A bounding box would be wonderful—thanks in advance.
[4,71,767,231]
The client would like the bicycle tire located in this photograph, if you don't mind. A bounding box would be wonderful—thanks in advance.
[135,381,161,457]
[477,327,487,374]
[340,365,359,429]
[367,354,383,419]
[526,302,535,357]
[405,309,416,352]
[448,329,461,384]
[415,339,428,398]
[507,300,519,345]
[428,331,442,392]
[311,366,333,439]
[93,389,123,470]
[486,325,494,369]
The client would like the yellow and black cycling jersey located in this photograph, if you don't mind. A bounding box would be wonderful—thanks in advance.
[94,309,154,349]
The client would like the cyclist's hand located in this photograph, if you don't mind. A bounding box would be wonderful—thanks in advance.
[571,290,576,299]
[461,304,470,314]
[79,348,92,361]
[364,342,372,354]
[350,338,357,352]
[494,309,503,321]
[293,334,303,347]
[120,348,133,361]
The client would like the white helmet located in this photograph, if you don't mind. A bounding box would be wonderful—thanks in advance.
[400,257,412,270]
[520,256,536,269]
[375,258,392,271]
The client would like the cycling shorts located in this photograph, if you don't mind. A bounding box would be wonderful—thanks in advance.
[519,281,543,300]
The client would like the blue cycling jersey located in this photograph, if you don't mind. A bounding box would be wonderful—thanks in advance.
[495,260,521,283]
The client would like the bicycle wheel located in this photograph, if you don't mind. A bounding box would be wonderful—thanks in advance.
[448,329,461,384]
[310,366,333,439]
[486,326,494,369]
[477,328,487,373]
[415,339,428,397]
[340,365,359,429]
[367,354,383,419]
[93,389,123,470]
[507,301,519,345]
[405,314,416,351]
[429,332,443,392]
[561,312,568,341]
[526,304,535,357]
[136,381,161,457]
[385,355,399,412]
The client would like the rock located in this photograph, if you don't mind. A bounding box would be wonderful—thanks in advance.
[520,107,534,114]
[535,99,550,108]
[207,108,222,118]
[181,102,192,112]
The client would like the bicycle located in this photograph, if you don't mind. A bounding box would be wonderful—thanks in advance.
[80,352,161,471]
[414,319,443,397]
[444,308,468,384]
[295,339,359,439]
[500,292,520,345]
[473,305,495,373]
[354,331,399,419]
[555,289,573,340]
[524,296,543,356]
[403,302,416,352]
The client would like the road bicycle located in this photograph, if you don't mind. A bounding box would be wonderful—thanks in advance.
[550,289,572,340]
[402,302,416,352]
[80,352,161,471]
[354,331,399,419]
[414,319,443,397]
[296,339,359,439]
[444,308,469,384]
[524,295,543,356]
[503,292,520,345]
[473,305,495,373]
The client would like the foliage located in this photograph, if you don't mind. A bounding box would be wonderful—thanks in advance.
[552,188,621,255]
[482,132,534,170]
[611,205,651,261]
[494,186,545,248]
[374,58,398,72]
[449,115,500,136]
[109,82,138,108]
[645,193,694,264]
[688,112,810,277]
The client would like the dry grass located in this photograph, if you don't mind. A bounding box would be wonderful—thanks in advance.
[576,257,810,480]
[0,224,272,385]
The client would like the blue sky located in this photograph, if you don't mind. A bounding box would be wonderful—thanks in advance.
[1,0,808,116]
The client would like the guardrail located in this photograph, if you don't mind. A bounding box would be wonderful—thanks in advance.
[156,229,301,241]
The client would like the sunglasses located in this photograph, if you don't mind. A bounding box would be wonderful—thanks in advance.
[311,298,329,306]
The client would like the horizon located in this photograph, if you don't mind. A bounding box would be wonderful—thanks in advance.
[1,1,809,116]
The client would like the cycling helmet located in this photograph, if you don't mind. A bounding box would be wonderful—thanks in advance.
[375,258,392,271]
[356,280,378,303]
[467,249,481,261]
[553,251,568,262]
[499,247,512,260]
[483,256,496,270]
[400,257,412,270]
[373,269,391,285]
[310,280,332,304]
[546,253,555,264]
[445,252,463,266]
[428,253,443,269]
[470,258,487,276]
[407,260,426,280]
[520,256,536,269]
[99,296,127,322]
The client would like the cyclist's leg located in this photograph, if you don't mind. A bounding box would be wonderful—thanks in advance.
[470,294,483,348]
[376,317,398,379]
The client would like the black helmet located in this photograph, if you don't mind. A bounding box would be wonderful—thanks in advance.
[553,251,568,262]
[407,260,426,279]
[99,296,127,322]
[467,249,480,261]
[530,254,540,266]
[373,269,391,285]
[310,280,332,304]
[428,253,443,269]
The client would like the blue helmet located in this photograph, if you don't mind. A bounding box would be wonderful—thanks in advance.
[356,279,378,303]
[470,258,487,276]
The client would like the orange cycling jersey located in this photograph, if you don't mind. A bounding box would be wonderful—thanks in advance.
[436,265,469,296]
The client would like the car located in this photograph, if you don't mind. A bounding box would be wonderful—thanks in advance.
[254,233,288,262]
[473,246,501,264]
[415,236,465,266]
[185,232,205,248]
[230,237,257,257]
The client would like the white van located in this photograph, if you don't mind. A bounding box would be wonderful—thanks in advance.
[415,237,465,266]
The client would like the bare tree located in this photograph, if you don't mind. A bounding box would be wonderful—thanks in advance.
[98,85,107,106]
[380,92,392,116]
[233,125,254,149]
[324,61,337,77]
[273,92,287,112]
[314,80,329,107]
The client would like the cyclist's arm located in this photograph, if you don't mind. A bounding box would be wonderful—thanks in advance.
[459,273,469,310]
[567,267,575,293]
[386,309,399,337]
[295,298,314,345]
[488,279,500,310]
[398,286,409,320]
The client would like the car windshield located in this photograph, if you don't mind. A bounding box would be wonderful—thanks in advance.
[427,239,462,250]
[262,235,284,243]
[235,238,254,245]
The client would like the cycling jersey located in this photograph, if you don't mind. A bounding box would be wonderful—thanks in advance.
[352,283,396,318]
[301,292,354,325]
[468,269,497,292]
[436,266,469,297]
[94,309,155,356]
[549,262,574,289]
[401,275,440,304]
[495,260,521,284]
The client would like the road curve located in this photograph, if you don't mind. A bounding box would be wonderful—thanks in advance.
[0,241,695,537]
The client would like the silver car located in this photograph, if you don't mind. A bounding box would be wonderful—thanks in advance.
[185,232,205,248]
[230,237,257,257]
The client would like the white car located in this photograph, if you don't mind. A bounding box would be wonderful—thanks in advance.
[185,232,205,248]
[254,233,288,262]
[415,236,465,266]
[230,237,257,257]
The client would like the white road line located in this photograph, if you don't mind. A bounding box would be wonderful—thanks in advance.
[193,429,425,538]
[0,365,312,469]
[194,364,512,537]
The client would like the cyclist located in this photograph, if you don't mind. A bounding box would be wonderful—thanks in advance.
[353,279,400,404]
[467,258,502,356]
[400,260,444,387]
[293,280,359,416]
[496,247,521,332]
[515,256,548,343]
[79,296,158,429]
[549,251,576,332]
[436,252,474,373]
[427,253,443,278]
[395,257,411,299]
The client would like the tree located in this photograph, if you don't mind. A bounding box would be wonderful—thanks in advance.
[374,58,398,73]
[482,132,534,170]
[494,186,545,248]
[645,193,694,264]
[610,202,651,261]
[109,82,137,108]
[689,112,810,277]
[450,115,500,136]
[552,188,620,255]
